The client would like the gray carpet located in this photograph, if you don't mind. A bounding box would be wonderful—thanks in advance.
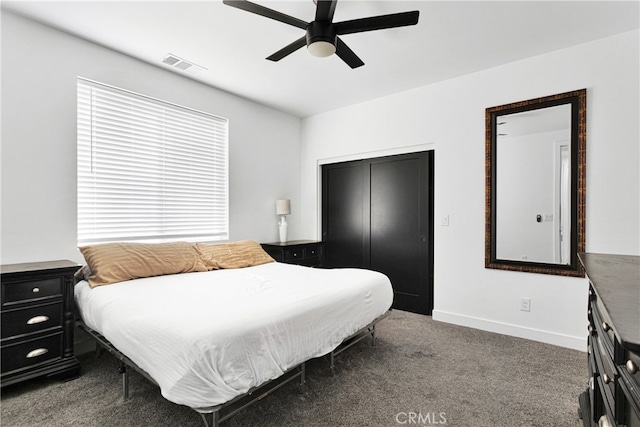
[1,310,587,426]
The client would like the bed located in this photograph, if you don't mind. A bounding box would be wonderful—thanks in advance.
[74,240,393,426]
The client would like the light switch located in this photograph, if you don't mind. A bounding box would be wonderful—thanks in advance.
[441,215,449,226]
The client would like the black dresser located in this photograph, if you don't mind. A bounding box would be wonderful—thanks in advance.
[578,253,640,427]
[1,260,81,387]
[261,240,324,267]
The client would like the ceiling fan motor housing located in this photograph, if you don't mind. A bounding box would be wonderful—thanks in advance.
[306,21,337,57]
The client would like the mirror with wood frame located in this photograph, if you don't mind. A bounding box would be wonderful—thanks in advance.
[485,89,586,276]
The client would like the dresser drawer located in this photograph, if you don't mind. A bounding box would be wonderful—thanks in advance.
[596,374,617,426]
[591,299,615,358]
[595,335,618,398]
[1,332,63,374]
[1,302,63,339]
[625,351,640,393]
[626,398,640,427]
[620,351,640,423]
[2,277,63,306]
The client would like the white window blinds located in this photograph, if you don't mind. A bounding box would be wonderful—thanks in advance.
[77,78,228,245]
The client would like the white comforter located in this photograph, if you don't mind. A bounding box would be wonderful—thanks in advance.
[75,262,392,410]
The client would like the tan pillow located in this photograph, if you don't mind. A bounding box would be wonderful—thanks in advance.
[196,240,274,269]
[79,242,209,288]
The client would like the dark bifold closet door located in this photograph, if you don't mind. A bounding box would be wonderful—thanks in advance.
[322,151,434,315]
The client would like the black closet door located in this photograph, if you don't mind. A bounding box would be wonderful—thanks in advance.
[322,162,364,268]
[322,151,434,315]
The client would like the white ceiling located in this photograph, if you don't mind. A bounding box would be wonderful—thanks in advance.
[3,1,639,118]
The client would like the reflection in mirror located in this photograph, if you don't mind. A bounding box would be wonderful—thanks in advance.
[496,104,571,264]
[486,90,586,277]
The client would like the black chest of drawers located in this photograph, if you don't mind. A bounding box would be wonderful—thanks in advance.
[1,260,81,387]
[578,253,640,427]
[261,240,324,267]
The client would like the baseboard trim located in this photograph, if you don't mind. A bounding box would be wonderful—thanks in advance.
[432,309,586,351]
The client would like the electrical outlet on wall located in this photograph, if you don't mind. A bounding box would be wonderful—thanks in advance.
[520,297,531,312]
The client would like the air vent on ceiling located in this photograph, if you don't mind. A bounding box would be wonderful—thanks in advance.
[161,54,206,73]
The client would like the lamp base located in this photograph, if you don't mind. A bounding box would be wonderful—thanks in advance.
[278,217,288,243]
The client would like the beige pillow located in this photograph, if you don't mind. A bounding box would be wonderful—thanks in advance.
[79,242,209,288]
[196,240,274,269]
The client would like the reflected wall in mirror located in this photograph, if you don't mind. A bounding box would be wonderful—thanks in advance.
[485,89,586,277]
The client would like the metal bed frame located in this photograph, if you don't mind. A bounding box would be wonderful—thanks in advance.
[77,310,390,427]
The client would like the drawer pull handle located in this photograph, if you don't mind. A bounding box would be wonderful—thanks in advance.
[602,322,610,332]
[627,360,639,375]
[26,348,48,358]
[32,287,40,293]
[27,315,49,325]
[602,374,615,384]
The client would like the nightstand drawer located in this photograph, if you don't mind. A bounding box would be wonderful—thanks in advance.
[261,241,324,267]
[1,332,63,374]
[305,245,321,258]
[2,302,63,339]
[2,277,63,306]
[284,248,304,262]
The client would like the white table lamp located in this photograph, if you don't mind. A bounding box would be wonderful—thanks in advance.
[276,199,291,243]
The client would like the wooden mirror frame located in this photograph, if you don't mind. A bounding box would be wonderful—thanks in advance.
[485,89,586,277]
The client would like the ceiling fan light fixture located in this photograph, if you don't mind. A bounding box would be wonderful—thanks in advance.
[308,40,336,57]
[223,0,419,68]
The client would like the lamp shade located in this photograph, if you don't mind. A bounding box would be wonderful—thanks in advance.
[276,199,291,215]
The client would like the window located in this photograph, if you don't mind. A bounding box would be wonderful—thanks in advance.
[77,78,228,245]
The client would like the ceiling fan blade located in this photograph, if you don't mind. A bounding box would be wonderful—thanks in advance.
[223,0,308,30]
[266,36,307,62]
[335,38,364,69]
[334,10,419,35]
[315,0,337,23]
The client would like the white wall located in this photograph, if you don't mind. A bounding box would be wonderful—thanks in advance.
[300,30,640,350]
[1,12,302,265]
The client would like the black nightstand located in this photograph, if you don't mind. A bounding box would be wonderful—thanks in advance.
[261,240,324,267]
[1,260,81,387]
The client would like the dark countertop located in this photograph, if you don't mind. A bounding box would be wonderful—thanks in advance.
[261,240,322,247]
[1,260,80,275]
[579,252,640,352]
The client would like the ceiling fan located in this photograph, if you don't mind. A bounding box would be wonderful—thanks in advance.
[222,0,420,69]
